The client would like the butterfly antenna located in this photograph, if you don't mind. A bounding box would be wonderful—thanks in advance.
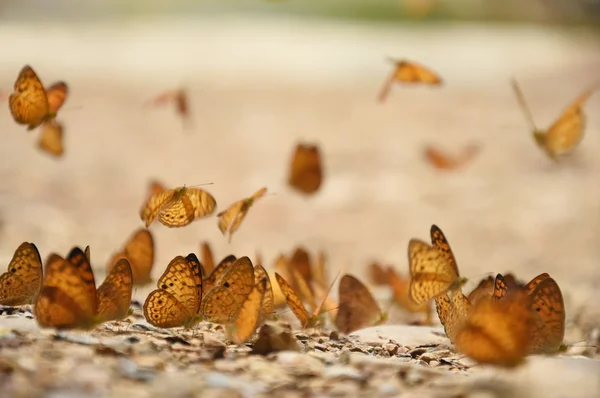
[314,271,341,315]
[186,182,215,188]
[510,78,538,132]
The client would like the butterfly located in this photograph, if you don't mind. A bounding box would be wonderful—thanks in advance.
[143,254,203,328]
[108,228,155,286]
[492,272,565,354]
[466,275,494,306]
[147,88,191,126]
[453,287,534,367]
[0,242,43,306]
[525,273,565,354]
[9,65,68,130]
[435,289,471,342]
[378,59,442,102]
[34,247,133,329]
[386,267,432,322]
[335,274,387,334]
[275,272,337,329]
[37,120,64,157]
[226,278,267,344]
[147,180,167,198]
[201,254,237,295]
[200,241,216,277]
[254,264,275,324]
[511,79,599,160]
[288,143,323,195]
[140,185,217,228]
[217,187,267,242]
[423,144,480,171]
[408,225,467,305]
[200,256,257,324]
[369,262,391,286]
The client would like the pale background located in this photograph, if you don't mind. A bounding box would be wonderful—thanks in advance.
[0,1,599,321]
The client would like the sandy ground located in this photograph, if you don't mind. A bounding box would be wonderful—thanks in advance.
[0,16,599,397]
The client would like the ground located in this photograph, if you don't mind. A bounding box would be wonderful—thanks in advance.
[0,16,599,398]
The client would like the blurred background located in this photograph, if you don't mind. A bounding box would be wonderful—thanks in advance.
[0,0,599,320]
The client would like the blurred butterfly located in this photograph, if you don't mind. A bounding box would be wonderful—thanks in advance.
[288,143,323,195]
[146,88,191,127]
[511,79,599,160]
[108,228,155,286]
[37,120,64,157]
[217,187,267,242]
[0,242,43,306]
[423,144,480,171]
[378,59,442,102]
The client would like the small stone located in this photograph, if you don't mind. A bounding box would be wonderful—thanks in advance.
[329,331,340,341]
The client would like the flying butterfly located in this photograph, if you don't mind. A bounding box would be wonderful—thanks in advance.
[288,143,323,195]
[378,59,442,102]
[0,242,43,306]
[423,144,480,171]
[143,254,203,329]
[108,228,155,286]
[147,88,191,127]
[9,65,68,130]
[335,274,387,334]
[511,79,599,160]
[37,120,64,157]
[140,185,217,228]
[34,247,133,329]
[217,187,268,242]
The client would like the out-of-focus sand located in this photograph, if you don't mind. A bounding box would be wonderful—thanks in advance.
[0,17,599,320]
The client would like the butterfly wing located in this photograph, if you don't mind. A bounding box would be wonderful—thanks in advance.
[9,65,49,129]
[34,252,97,329]
[140,189,175,227]
[274,272,311,327]
[0,242,43,305]
[38,120,64,157]
[288,144,323,194]
[45,81,68,114]
[335,274,385,334]
[227,278,267,345]
[201,256,255,323]
[96,258,133,323]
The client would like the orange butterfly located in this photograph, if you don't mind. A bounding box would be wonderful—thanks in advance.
[335,274,387,334]
[378,59,442,102]
[288,143,323,195]
[200,241,216,277]
[34,247,133,330]
[275,272,336,329]
[368,262,390,286]
[108,228,155,286]
[453,287,534,367]
[147,88,190,125]
[511,79,599,160]
[387,267,432,322]
[492,272,565,354]
[37,120,64,157]
[466,275,494,306]
[143,253,203,329]
[0,242,43,306]
[217,187,267,242]
[140,185,217,228]
[9,65,68,130]
[423,144,480,171]
[202,254,237,295]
